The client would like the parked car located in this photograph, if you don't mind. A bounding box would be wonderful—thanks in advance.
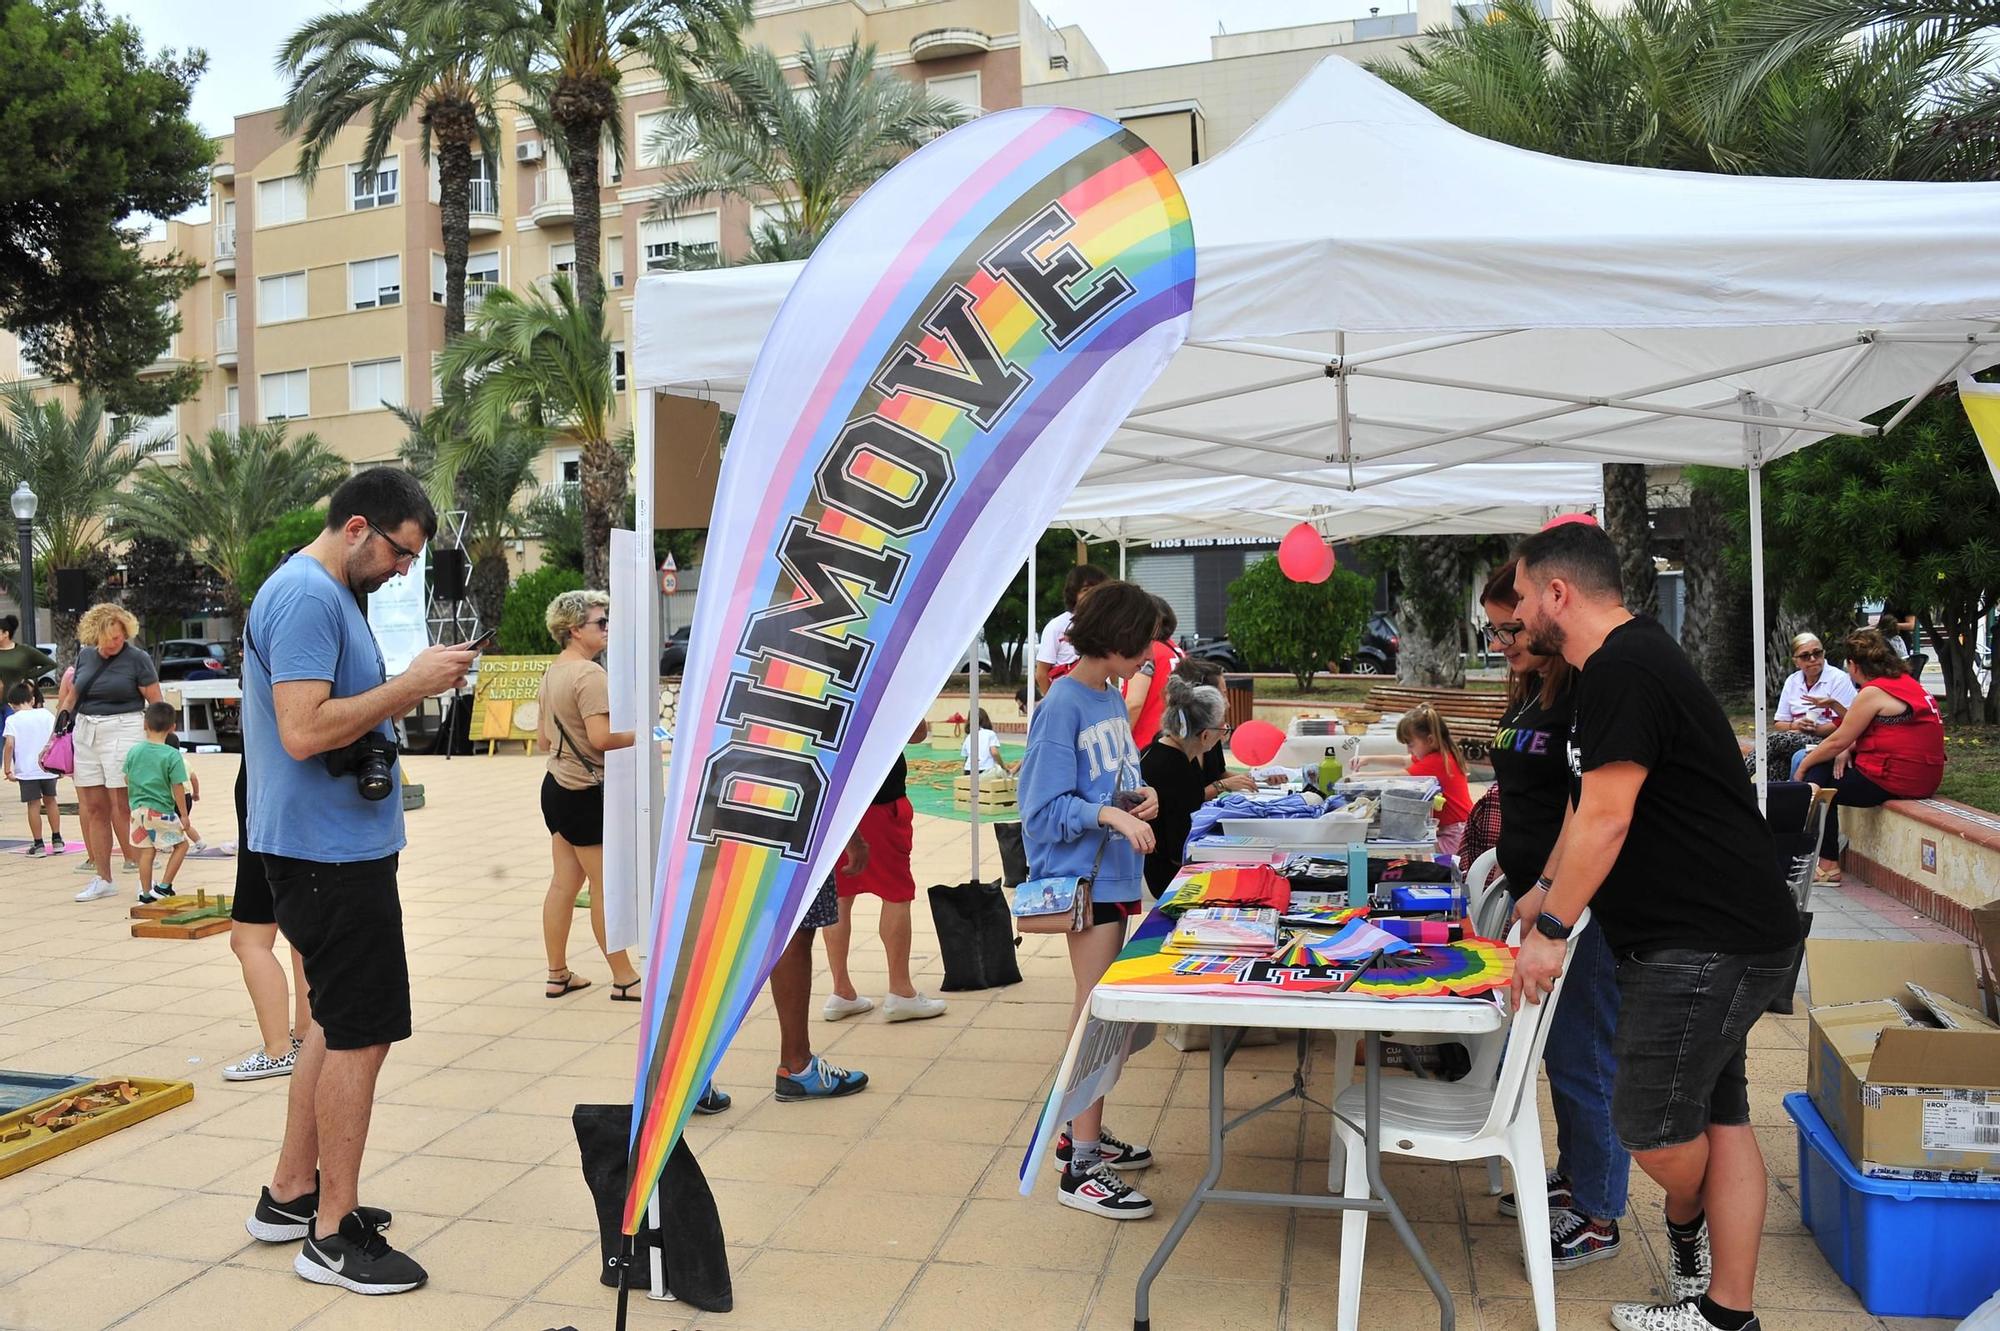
[1184,636,1249,674]
[148,639,237,683]
[1339,614,1399,675]
[660,625,691,676]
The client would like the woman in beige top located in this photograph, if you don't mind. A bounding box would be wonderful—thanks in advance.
[536,590,641,1000]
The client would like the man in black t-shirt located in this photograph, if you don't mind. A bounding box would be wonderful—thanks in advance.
[1511,522,1797,1331]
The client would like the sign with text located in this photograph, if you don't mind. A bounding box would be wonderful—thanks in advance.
[467,655,555,743]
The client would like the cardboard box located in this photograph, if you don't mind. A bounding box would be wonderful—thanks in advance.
[1805,938,2000,1183]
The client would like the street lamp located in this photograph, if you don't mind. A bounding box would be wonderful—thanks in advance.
[10,481,36,643]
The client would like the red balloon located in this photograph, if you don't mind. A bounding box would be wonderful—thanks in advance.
[1230,719,1285,767]
[1540,512,1600,531]
[1278,522,1335,583]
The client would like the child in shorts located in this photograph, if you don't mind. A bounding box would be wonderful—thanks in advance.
[123,701,200,904]
[1,682,64,855]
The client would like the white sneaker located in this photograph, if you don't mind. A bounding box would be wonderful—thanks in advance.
[74,877,119,902]
[881,992,947,1022]
[821,993,874,1021]
[1057,1160,1155,1220]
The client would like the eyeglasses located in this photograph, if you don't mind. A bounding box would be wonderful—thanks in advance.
[367,522,421,570]
[584,616,610,630]
[1484,621,1525,647]
[1794,648,1824,661]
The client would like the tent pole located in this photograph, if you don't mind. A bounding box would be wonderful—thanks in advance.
[1335,331,1354,489]
[1743,391,1769,812]
[1026,551,1037,726]
[968,633,982,885]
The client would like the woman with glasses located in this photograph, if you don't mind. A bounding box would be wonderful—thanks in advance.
[1137,675,1233,898]
[1478,560,1629,1273]
[1767,633,1855,780]
[534,590,643,1002]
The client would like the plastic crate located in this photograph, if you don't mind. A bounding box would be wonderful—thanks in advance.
[1785,1091,2000,1318]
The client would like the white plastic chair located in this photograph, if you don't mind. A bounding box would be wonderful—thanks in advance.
[1326,849,1511,1186]
[1333,912,1588,1331]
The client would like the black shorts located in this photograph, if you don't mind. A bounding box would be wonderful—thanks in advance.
[1611,945,1798,1152]
[230,761,275,926]
[541,773,605,847]
[266,853,411,1051]
[17,777,57,802]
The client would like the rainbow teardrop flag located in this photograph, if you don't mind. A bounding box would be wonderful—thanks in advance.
[622,107,1196,1232]
[1955,374,2000,496]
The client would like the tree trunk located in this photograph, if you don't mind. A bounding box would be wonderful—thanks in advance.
[1601,463,1657,616]
[1679,484,1743,700]
[557,113,606,329]
[439,139,472,343]
[1395,535,1470,687]
[578,433,624,589]
[1930,612,1987,723]
[469,547,509,640]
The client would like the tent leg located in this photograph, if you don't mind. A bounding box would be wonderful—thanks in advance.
[1748,449,1769,813]
[1118,534,1128,579]
[968,635,982,884]
[1026,552,1037,726]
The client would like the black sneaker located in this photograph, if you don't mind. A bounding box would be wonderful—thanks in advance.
[246,1184,393,1243]
[295,1210,427,1295]
[694,1083,731,1115]
[1499,1169,1573,1218]
[1051,1127,1154,1172]
[137,890,157,905]
[1550,1211,1621,1270]
[1057,1160,1154,1220]
[154,882,177,897]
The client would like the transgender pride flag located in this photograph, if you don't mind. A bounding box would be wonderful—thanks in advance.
[623,107,1196,1231]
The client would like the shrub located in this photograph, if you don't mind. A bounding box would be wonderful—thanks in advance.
[240,508,328,605]
[1225,556,1372,689]
[497,564,585,655]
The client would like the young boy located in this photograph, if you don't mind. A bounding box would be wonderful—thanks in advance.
[1,682,64,855]
[124,701,200,904]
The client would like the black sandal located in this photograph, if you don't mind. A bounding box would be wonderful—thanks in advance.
[546,969,592,998]
[611,980,642,1002]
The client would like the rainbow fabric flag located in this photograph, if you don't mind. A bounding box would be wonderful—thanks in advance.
[622,107,1196,1233]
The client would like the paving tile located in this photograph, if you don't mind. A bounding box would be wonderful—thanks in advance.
[724,1248,922,1331]
[111,1264,338,1331]
[3,1249,204,1331]
[292,1289,514,1331]
[1087,1275,1285,1331]
[408,1217,594,1298]
[766,1185,964,1260]
[888,1262,1097,1331]
[94,1187,263,1263]
[0,1177,182,1245]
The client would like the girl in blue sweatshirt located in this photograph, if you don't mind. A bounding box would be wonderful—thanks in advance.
[1019,581,1162,1220]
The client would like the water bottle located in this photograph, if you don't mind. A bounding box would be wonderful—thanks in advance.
[1318,746,1344,792]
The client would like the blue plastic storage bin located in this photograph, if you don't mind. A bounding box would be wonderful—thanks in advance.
[1785,1091,2000,1318]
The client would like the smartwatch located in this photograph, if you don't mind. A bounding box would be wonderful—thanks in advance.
[1534,910,1574,942]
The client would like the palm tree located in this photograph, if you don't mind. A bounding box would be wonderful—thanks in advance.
[396,404,544,632]
[437,275,624,586]
[116,422,349,618]
[1371,0,1976,690]
[279,0,508,349]
[492,0,750,325]
[648,38,969,256]
[0,387,146,656]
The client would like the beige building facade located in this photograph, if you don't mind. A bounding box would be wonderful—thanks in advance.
[3,0,1106,502]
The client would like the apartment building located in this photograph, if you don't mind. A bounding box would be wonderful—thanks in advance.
[1,0,1105,510]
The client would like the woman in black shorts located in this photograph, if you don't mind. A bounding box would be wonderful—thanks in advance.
[536,590,641,1000]
[222,758,311,1080]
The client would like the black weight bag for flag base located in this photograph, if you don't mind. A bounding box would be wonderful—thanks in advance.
[928,878,1022,991]
[572,1103,732,1311]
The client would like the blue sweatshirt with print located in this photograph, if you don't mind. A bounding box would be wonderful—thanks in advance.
[1018,675,1144,903]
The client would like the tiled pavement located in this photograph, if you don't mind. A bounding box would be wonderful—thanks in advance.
[0,752,1966,1331]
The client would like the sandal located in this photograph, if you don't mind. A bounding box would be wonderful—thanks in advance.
[1812,865,1844,885]
[611,979,643,1003]
[546,969,592,998]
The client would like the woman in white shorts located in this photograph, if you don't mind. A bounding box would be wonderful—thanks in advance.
[58,604,162,902]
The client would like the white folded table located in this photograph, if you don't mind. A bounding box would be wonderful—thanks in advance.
[1089,984,1503,1331]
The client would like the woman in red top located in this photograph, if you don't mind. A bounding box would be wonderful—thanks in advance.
[1125,596,1183,749]
[1797,628,1945,881]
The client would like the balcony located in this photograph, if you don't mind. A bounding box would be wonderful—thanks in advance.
[531,167,573,227]
[910,27,994,60]
[466,278,497,309]
[215,315,237,367]
[213,224,236,274]
[217,409,239,436]
[468,178,502,234]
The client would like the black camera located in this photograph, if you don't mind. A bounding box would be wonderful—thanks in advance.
[324,732,399,802]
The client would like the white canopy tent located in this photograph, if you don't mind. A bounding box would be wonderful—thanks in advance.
[633,54,2000,818]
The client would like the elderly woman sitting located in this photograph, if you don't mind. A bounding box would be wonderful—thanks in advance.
[1765,632,1857,778]
[1796,628,1945,883]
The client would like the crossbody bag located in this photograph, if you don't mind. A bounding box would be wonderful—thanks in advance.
[1010,829,1111,934]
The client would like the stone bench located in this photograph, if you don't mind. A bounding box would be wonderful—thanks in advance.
[1840,795,2000,939]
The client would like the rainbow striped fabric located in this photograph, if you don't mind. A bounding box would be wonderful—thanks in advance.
[622,107,1195,1232]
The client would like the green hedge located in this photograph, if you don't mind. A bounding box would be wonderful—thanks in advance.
[497,564,585,655]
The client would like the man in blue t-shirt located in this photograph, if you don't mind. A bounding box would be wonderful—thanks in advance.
[238,468,476,1297]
